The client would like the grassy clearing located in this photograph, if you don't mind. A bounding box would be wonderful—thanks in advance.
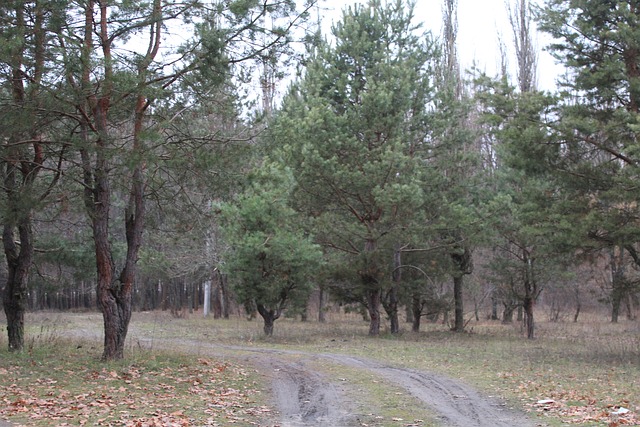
[1,310,639,426]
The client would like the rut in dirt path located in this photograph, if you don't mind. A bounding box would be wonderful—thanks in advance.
[247,356,356,427]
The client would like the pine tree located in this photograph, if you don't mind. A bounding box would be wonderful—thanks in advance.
[537,0,640,322]
[271,0,439,335]
[219,165,323,335]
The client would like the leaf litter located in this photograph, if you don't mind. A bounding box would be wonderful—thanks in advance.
[498,372,640,426]
[0,354,272,426]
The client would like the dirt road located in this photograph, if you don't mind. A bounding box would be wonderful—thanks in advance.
[62,322,541,427]
[161,340,540,427]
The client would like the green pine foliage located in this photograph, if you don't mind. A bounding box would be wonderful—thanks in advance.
[219,165,323,335]
[535,0,640,319]
[269,0,440,334]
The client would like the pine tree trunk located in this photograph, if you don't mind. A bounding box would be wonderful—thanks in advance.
[3,220,33,352]
[524,296,535,339]
[318,285,326,323]
[503,303,515,323]
[365,288,382,336]
[384,286,399,334]
[257,304,276,336]
[491,295,499,320]
[611,289,623,323]
[220,273,230,319]
[3,228,28,352]
[452,275,464,332]
[411,294,422,332]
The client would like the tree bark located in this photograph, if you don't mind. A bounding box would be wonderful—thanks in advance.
[452,275,464,332]
[491,294,499,320]
[362,237,382,335]
[318,285,326,323]
[3,222,32,352]
[257,303,278,336]
[411,294,422,332]
[365,288,382,335]
[383,286,399,334]
[611,288,623,323]
[450,243,472,332]
[610,247,625,323]
[503,302,515,323]
[524,296,535,339]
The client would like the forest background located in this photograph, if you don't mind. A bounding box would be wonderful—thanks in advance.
[1,0,640,361]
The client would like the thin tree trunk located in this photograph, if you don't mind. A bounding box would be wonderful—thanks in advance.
[384,286,399,334]
[318,285,326,323]
[365,288,382,336]
[220,272,230,319]
[405,302,414,324]
[362,238,381,335]
[491,294,499,320]
[573,301,581,323]
[503,303,515,323]
[452,275,464,332]
[524,296,535,339]
[411,294,422,332]
[611,289,623,323]
[610,247,625,323]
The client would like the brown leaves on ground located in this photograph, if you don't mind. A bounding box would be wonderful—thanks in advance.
[0,354,272,426]
[497,371,639,426]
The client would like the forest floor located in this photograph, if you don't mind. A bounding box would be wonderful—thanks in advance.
[1,309,639,426]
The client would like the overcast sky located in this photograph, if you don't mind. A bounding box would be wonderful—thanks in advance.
[320,0,562,91]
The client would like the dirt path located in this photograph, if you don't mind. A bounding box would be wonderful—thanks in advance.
[157,339,539,427]
[248,356,356,427]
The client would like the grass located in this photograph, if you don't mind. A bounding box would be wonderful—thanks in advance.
[1,309,639,426]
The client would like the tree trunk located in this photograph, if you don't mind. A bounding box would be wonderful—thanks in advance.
[503,303,515,323]
[491,294,499,320]
[3,224,32,352]
[212,282,222,319]
[2,187,29,353]
[411,294,422,332]
[450,243,471,332]
[362,238,381,335]
[383,286,399,334]
[452,275,464,332]
[524,296,535,339]
[365,288,382,335]
[405,303,414,324]
[573,301,581,323]
[220,272,230,319]
[257,303,277,336]
[318,285,326,323]
[610,248,625,323]
[611,289,623,323]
